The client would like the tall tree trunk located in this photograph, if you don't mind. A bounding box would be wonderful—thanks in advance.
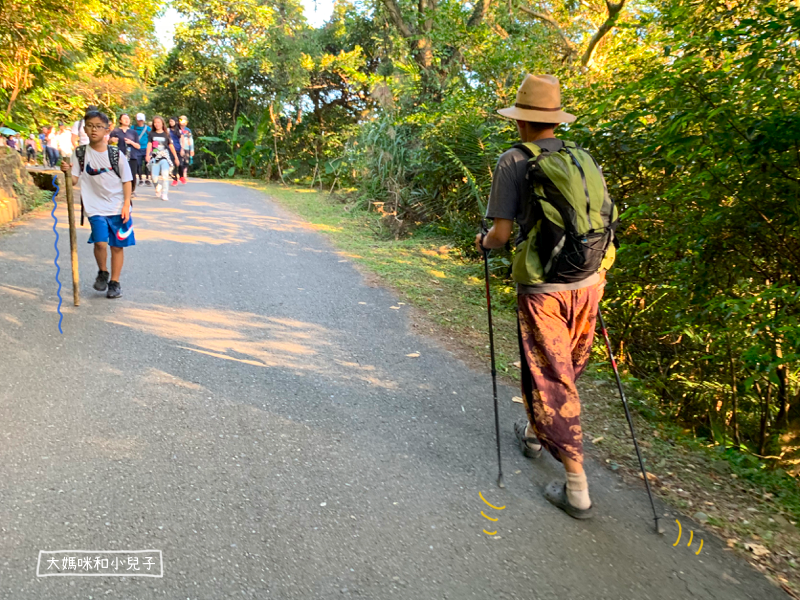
[756,381,771,455]
[727,340,741,447]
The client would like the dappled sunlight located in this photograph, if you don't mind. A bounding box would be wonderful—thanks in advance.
[101,304,398,387]
[420,247,455,260]
[105,304,325,371]
[0,250,40,264]
[142,368,208,392]
[0,283,40,298]
[128,197,342,245]
[2,314,22,326]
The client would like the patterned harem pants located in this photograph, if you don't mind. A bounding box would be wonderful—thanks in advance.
[517,278,605,464]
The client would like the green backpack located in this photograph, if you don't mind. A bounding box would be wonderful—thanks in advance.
[511,140,618,285]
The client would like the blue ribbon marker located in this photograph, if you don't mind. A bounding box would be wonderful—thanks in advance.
[50,174,64,334]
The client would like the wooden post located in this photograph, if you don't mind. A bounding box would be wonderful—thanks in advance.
[63,160,80,306]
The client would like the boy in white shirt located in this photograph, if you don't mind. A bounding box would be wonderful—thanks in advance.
[61,110,134,299]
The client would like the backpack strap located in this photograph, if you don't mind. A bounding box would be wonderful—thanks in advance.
[75,144,86,172]
[511,141,566,241]
[561,146,594,230]
[107,146,121,178]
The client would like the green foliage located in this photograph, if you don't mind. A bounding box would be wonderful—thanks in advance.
[574,0,800,455]
[0,0,161,130]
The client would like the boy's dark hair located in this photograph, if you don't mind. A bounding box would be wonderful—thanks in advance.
[83,110,110,126]
[86,105,98,112]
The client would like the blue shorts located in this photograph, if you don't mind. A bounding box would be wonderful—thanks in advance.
[87,215,136,248]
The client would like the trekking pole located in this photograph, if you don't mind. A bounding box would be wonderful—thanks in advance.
[481,222,504,489]
[597,308,662,534]
[62,158,80,306]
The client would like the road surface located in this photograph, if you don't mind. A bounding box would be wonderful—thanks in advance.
[0,180,786,599]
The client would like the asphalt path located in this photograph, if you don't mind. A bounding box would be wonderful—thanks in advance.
[0,180,786,599]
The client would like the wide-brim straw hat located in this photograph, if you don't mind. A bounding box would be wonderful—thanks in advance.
[498,74,576,124]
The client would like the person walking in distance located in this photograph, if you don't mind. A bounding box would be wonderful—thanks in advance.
[45,125,60,167]
[109,113,141,195]
[56,122,74,162]
[25,134,37,164]
[476,74,618,520]
[71,104,97,149]
[39,127,49,166]
[145,116,179,201]
[61,110,135,299]
[178,115,194,184]
[167,116,183,187]
[132,113,151,187]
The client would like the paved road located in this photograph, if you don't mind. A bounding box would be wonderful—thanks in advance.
[0,181,785,599]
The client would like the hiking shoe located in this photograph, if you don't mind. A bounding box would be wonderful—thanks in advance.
[106,280,122,299]
[93,270,110,291]
[180,176,187,184]
[544,481,594,520]
[171,180,178,186]
[514,419,543,459]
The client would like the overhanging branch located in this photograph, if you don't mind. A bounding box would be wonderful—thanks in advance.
[380,0,415,38]
[581,0,626,66]
[518,4,576,55]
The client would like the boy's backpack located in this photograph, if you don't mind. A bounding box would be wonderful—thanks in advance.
[74,144,121,178]
[74,144,126,226]
[512,140,618,285]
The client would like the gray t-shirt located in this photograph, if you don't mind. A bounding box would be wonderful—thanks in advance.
[485,138,599,295]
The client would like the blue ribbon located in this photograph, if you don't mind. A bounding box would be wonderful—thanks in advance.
[50,174,64,334]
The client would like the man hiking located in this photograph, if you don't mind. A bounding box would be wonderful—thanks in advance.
[61,110,135,299]
[476,74,617,519]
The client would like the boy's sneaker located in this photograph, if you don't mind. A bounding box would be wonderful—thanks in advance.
[138,178,144,186]
[155,183,162,195]
[145,179,152,186]
[106,280,122,299]
[93,270,110,291]
[161,193,168,201]
[171,180,178,187]
[180,176,187,184]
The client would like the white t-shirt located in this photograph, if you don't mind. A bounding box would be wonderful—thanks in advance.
[72,146,133,217]
[71,119,91,146]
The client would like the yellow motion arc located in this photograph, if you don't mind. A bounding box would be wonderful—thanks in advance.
[695,539,703,555]
[687,530,694,547]
[483,529,497,536]
[673,520,682,546]
[481,511,498,522]
[479,491,505,511]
